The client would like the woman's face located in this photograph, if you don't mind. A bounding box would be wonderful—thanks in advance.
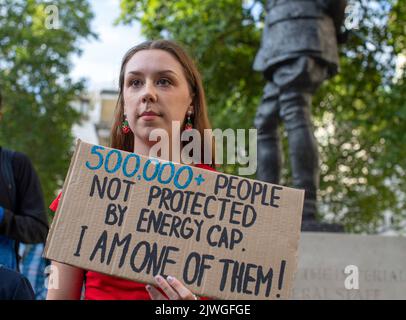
[123,49,193,145]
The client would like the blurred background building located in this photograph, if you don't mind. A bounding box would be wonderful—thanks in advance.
[71,89,118,147]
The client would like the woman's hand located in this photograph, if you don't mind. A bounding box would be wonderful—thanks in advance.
[146,275,198,300]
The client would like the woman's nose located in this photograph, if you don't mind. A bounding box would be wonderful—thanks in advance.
[141,81,157,103]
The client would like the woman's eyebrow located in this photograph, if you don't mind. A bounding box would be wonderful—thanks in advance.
[126,71,143,77]
[126,70,179,77]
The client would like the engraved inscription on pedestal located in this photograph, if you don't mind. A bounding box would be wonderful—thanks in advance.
[293,233,406,300]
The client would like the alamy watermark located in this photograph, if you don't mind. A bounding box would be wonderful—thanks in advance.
[344,2,361,30]
[44,4,60,29]
[44,264,59,290]
[344,264,359,290]
[147,121,257,176]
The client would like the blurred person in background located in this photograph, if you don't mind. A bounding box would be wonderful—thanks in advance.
[0,90,49,299]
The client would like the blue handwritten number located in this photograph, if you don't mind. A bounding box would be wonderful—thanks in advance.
[157,162,175,184]
[123,153,141,178]
[105,150,122,174]
[85,145,105,170]
[174,166,193,189]
[143,158,160,181]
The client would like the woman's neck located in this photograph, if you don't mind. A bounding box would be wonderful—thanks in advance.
[133,137,154,157]
[132,136,198,166]
[133,135,173,162]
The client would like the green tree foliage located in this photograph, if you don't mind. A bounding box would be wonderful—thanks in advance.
[117,0,406,232]
[0,0,96,214]
[117,0,265,135]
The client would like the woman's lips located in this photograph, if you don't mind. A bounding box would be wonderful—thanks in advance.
[140,111,160,121]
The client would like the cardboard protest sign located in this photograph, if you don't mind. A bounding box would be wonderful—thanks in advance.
[44,140,304,299]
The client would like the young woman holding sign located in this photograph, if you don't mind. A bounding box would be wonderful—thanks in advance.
[47,40,216,300]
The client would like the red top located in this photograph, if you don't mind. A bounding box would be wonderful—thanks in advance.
[49,163,216,300]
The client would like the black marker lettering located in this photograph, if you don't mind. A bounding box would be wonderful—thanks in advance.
[74,225,88,257]
[89,175,107,199]
[106,232,132,267]
[107,177,121,200]
[122,180,135,202]
[270,186,283,208]
[89,230,108,263]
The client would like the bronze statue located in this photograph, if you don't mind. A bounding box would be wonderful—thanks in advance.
[254,0,347,231]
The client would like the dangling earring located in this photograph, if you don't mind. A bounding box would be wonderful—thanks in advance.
[185,110,193,131]
[121,114,131,134]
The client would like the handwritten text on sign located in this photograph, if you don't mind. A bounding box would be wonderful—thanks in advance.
[44,141,304,299]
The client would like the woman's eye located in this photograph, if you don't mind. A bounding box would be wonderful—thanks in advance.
[130,79,143,87]
[157,78,171,86]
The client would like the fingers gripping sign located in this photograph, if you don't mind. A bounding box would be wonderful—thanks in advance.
[146,275,198,300]
[166,276,198,300]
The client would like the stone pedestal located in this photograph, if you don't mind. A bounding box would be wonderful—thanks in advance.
[292,232,406,299]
